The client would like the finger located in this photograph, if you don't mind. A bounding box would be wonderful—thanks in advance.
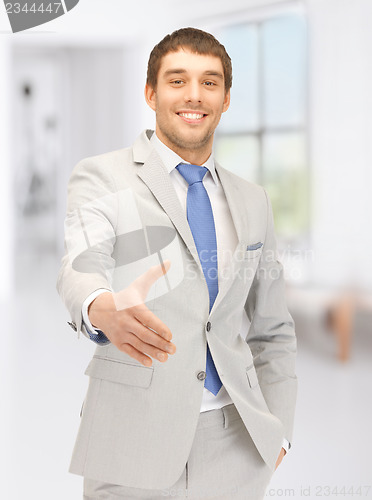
[113,261,171,311]
[114,312,174,352]
[133,260,171,297]
[133,305,173,342]
[118,343,153,367]
[125,332,171,363]
[275,450,285,469]
[129,319,176,354]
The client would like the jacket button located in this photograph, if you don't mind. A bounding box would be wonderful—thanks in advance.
[197,371,207,381]
[68,321,77,332]
[206,322,211,332]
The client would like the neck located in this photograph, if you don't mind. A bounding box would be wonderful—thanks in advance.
[177,148,212,166]
[155,129,213,166]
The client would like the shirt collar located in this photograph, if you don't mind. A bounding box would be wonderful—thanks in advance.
[150,132,219,185]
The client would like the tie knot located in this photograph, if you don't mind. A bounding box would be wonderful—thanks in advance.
[176,163,208,186]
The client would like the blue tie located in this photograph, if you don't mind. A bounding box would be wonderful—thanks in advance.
[176,163,222,396]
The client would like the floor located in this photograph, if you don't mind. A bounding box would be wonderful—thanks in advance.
[3,250,372,500]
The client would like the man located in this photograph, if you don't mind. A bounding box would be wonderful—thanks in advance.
[57,27,297,500]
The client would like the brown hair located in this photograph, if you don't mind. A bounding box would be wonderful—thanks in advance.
[146,27,232,93]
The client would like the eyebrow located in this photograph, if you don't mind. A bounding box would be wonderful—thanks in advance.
[163,68,224,80]
[204,71,224,79]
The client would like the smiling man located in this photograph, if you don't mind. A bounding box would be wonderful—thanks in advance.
[57,28,297,500]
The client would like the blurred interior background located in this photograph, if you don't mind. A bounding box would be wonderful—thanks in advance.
[1,0,371,498]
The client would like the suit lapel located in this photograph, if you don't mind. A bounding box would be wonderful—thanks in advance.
[134,132,202,269]
[210,162,249,313]
[215,162,247,246]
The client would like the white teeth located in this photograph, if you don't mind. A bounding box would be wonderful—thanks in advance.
[179,113,204,120]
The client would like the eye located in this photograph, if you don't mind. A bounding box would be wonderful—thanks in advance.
[171,80,184,85]
[203,81,216,86]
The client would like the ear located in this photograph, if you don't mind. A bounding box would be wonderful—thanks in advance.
[145,83,157,111]
[222,90,230,113]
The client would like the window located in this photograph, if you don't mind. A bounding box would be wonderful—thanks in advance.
[215,15,308,244]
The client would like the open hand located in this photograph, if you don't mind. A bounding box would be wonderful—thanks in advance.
[88,260,175,366]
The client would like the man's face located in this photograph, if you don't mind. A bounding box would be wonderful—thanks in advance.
[145,49,230,160]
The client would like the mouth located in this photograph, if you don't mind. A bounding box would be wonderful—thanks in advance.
[177,111,207,123]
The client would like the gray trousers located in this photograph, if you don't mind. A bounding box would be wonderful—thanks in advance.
[83,404,274,500]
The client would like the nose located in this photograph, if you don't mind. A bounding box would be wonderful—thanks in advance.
[184,80,202,103]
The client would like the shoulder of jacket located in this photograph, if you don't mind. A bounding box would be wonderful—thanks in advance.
[216,163,265,197]
[74,146,132,172]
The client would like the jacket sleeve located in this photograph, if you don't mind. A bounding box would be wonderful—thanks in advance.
[244,188,297,444]
[56,157,118,338]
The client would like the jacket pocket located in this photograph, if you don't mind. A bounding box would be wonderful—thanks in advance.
[85,355,154,388]
[246,363,259,388]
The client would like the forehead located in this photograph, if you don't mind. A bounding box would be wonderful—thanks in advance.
[158,48,224,78]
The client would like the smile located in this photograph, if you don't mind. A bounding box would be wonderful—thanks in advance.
[178,112,204,119]
[177,112,207,123]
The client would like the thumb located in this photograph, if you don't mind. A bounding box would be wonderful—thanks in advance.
[134,260,171,297]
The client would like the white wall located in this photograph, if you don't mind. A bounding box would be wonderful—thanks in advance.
[0,40,13,491]
[0,41,13,300]
[67,48,126,164]
[307,0,372,290]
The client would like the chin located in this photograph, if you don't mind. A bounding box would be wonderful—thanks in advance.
[175,137,210,152]
[178,130,212,147]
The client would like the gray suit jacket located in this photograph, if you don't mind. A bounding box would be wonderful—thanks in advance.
[57,130,297,489]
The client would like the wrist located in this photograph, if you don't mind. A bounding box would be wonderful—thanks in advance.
[88,291,114,329]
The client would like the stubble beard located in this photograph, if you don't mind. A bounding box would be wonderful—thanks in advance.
[156,109,217,156]
[159,124,214,153]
